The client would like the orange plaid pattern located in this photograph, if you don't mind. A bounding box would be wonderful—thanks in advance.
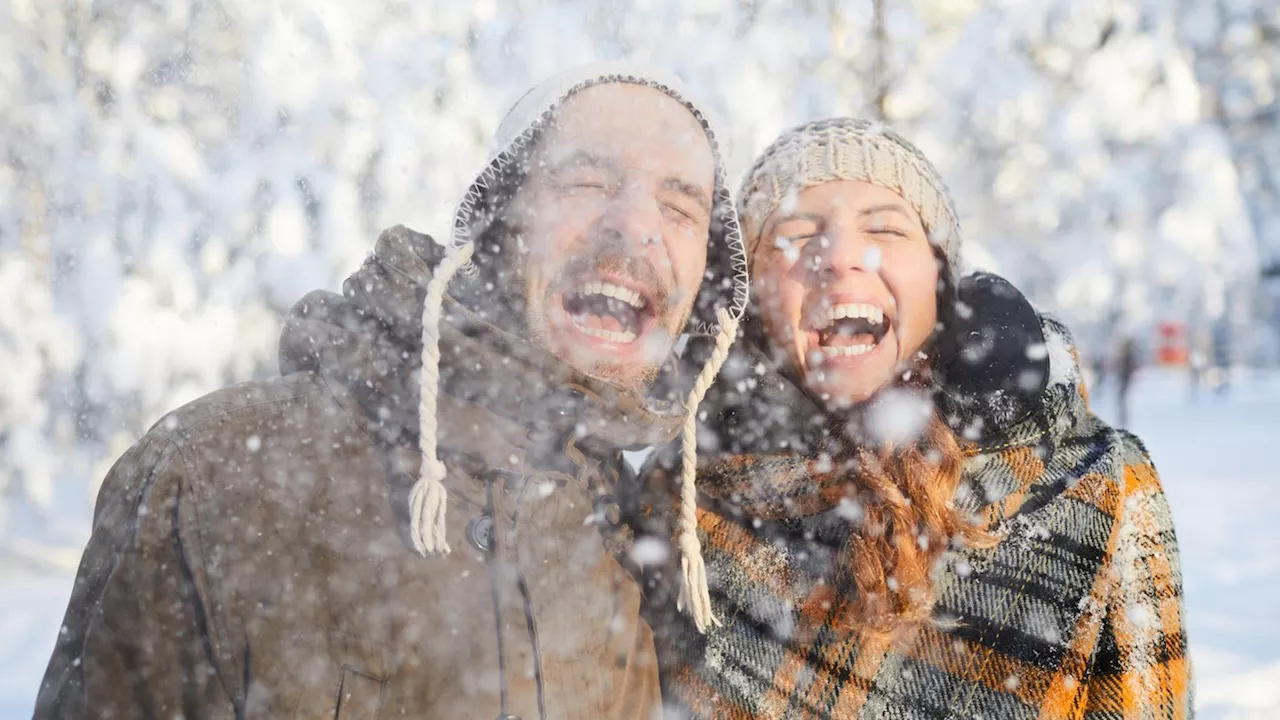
[641,316,1191,719]
[647,413,1191,719]
[654,443,1190,719]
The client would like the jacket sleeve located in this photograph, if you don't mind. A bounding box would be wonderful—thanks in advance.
[33,432,237,719]
[1084,454,1193,719]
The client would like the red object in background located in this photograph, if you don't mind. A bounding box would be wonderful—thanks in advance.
[1156,321,1188,366]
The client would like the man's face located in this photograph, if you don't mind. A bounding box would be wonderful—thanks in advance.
[507,83,715,393]
[752,180,939,409]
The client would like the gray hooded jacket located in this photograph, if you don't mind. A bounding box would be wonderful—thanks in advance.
[34,64,746,720]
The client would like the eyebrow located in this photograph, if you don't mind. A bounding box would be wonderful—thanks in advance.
[766,211,825,236]
[860,203,915,220]
[662,178,713,214]
[546,152,711,213]
[546,150,619,175]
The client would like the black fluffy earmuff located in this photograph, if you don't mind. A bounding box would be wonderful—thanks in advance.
[934,271,1051,448]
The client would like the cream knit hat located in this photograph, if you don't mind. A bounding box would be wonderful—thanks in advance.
[739,118,962,275]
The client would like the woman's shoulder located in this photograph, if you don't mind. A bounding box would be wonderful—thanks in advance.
[957,401,1168,547]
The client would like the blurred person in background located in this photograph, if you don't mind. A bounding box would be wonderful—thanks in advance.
[1117,336,1139,427]
[634,118,1192,718]
[34,63,748,719]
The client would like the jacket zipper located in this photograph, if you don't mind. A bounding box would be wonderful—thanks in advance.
[481,477,510,714]
[510,474,547,720]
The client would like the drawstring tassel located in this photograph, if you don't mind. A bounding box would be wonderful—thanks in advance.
[409,240,476,556]
[409,458,451,555]
[676,306,740,632]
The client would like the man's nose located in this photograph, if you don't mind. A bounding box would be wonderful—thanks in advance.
[593,185,664,252]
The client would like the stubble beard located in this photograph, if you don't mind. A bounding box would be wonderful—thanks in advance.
[525,270,676,395]
[503,212,695,395]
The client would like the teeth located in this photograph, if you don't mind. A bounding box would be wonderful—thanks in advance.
[825,303,884,326]
[821,344,876,357]
[569,315,638,344]
[577,280,644,309]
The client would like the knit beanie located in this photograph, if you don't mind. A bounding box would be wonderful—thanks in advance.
[738,118,962,279]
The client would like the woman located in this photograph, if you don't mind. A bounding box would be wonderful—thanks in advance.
[635,119,1191,718]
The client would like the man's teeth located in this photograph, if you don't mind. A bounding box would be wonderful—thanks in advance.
[580,281,643,309]
[825,302,884,326]
[821,344,876,357]
[569,316,638,344]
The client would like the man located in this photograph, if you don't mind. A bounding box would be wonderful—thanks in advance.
[35,63,747,719]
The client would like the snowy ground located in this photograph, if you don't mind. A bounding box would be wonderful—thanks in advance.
[1,368,1276,718]
[1095,369,1280,719]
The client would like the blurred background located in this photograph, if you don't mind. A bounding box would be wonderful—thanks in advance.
[1,0,1277,717]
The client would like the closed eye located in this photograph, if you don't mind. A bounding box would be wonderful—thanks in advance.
[546,166,617,193]
[868,227,910,239]
[554,174,611,187]
[663,202,698,224]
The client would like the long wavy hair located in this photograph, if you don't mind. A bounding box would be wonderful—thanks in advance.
[826,403,992,639]
[745,252,993,640]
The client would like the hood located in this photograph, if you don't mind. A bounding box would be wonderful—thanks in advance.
[453,61,748,351]
[951,312,1101,525]
[283,65,748,575]
[961,310,1092,454]
[441,63,749,623]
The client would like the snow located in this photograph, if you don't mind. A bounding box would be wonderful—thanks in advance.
[3,0,1278,549]
[1,0,1278,715]
[1093,369,1280,720]
[2,368,1276,717]
[865,387,933,445]
[0,569,74,718]
[630,536,670,567]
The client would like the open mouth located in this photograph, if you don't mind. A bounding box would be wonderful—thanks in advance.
[561,279,655,345]
[815,302,890,359]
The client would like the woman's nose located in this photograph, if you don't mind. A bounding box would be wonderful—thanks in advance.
[814,225,873,279]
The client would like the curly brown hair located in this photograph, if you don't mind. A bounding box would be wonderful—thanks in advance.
[815,411,993,640]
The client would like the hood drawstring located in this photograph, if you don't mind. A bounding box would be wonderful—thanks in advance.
[676,306,740,632]
[410,244,742,626]
[407,67,749,642]
[409,239,475,556]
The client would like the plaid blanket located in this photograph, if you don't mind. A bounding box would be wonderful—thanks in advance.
[642,317,1192,719]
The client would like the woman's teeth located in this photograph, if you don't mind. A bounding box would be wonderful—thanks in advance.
[824,302,884,325]
[821,343,876,358]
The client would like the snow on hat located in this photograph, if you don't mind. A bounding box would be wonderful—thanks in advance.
[410,63,749,633]
[739,118,962,278]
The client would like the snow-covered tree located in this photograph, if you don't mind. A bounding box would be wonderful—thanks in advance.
[1,0,1275,552]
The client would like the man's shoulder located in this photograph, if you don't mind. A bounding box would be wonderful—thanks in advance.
[124,373,389,539]
[149,373,331,440]
[140,372,375,487]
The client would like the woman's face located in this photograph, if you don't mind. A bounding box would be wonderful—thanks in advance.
[752,180,939,409]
